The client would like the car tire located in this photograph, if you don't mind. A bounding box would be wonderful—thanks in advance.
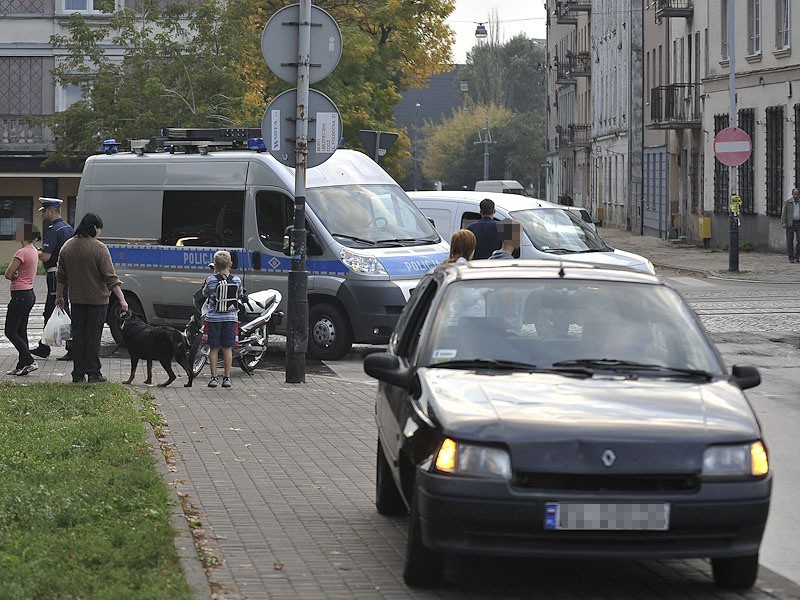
[375,441,406,516]
[711,554,759,590]
[403,489,444,587]
[188,335,209,377]
[109,294,144,346]
[308,303,352,361]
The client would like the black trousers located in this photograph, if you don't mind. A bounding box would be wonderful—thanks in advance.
[786,221,800,260]
[6,289,36,368]
[70,304,106,380]
[42,271,70,349]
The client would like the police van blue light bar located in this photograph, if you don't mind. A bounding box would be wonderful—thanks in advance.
[248,138,267,152]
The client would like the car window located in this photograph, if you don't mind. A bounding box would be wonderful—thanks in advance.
[510,208,608,253]
[421,279,724,373]
[460,211,482,229]
[390,276,438,359]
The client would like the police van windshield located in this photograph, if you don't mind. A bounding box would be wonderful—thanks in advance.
[510,208,611,254]
[306,184,440,248]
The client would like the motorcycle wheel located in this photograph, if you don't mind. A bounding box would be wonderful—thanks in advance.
[188,335,210,377]
[237,325,267,374]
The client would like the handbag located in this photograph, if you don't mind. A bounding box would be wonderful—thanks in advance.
[42,306,72,347]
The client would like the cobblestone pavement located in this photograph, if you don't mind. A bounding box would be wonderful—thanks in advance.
[1,233,799,599]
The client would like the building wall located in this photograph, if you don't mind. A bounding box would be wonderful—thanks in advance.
[701,0,800,251]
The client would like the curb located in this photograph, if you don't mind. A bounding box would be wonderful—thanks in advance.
[138,392,213,600]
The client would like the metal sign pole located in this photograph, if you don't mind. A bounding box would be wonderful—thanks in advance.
[286,0,312,383]
[727,0,739,273]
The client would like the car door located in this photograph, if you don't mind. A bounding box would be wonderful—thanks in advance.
[376,275,439,473]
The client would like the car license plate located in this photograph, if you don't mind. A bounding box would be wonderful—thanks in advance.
[544,502,670,531]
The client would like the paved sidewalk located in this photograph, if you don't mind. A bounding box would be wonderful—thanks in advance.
[599,227,800,283]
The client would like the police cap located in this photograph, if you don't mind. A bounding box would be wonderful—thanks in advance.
[38,197,63,211]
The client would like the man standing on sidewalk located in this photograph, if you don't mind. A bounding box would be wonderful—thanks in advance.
[30,198,74,360]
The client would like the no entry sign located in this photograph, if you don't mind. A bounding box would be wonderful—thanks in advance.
[714,127,752,166]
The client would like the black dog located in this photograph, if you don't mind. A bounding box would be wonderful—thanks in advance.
[120,312,193,387]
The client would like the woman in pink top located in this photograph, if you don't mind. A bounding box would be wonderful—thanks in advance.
[5,223,40,376]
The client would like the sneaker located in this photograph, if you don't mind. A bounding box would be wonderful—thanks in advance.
[16,362,38,376]
[221,376,232,388]
[208,376,219,388]
[30,343,50,359]
[6,366,21,376]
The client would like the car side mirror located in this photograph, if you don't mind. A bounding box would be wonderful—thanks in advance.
[364,353,413,388]
[283,225,324,257]
[730,365,760,390]
[283,225,292,256]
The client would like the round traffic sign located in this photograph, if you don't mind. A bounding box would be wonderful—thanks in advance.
[713,127,752,167]
[261,88,342,169]
[261,4,342,84]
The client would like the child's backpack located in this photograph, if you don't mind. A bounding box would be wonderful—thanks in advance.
[214,274,240,312]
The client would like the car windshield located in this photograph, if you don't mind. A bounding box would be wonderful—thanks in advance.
[305,184,440,248]
[510,208,610,253]
[421,278,724,375]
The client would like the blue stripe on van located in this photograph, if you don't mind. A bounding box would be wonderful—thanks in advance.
[107,245,446,277]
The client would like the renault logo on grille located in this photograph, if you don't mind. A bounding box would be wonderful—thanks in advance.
[601,449,616,468]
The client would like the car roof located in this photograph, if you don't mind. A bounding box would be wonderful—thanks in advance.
[433,259,662,286]
[408,190,555,212]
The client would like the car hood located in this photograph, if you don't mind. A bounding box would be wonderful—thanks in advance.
[419,369,761,473]
[550,248,651,273]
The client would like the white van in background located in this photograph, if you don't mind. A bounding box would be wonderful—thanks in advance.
[474,180,527,195]
[408,190,655,274]
[76,129,449,360]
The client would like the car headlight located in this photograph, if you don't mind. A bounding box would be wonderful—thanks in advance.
[339,247,387,275]
[645,259,656,275]
[702,441,769,478]
[434,438,511,479]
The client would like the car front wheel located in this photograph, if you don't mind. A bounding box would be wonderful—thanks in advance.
[711,554,759,590]
[403,489,444,587]
[375,441,406,516]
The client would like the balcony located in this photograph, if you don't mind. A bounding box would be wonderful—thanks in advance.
[565,52,592,78]
[654,0,693,19]
[568,124,591,148]
[556,66,576,86]
[0,117,51,153]
[648,84,702,130]
[555,0,577,25]
[565,0,591,12]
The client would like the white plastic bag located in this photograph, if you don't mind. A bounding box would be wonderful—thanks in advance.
[42,306,71,347]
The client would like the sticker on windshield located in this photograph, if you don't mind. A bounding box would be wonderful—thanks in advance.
[432,349,457,363]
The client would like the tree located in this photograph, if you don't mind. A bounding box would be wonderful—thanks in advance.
[43,0,456,178]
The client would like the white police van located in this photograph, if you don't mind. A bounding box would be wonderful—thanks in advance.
[75,129,448,360]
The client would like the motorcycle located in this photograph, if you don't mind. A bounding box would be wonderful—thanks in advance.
[185,283,283,378]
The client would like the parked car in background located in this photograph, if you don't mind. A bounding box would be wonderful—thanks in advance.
[409,191,652,273]
[474,179,527,195]
[365,260,770,589]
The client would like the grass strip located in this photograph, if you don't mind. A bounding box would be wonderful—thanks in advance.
[0,382,192,599]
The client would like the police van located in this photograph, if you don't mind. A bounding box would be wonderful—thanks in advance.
[75,129,448,360]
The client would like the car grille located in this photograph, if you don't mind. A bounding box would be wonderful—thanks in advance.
[514,472,700,493]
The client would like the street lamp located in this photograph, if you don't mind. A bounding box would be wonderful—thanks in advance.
[475,23,488,38]
[414,103,420,191]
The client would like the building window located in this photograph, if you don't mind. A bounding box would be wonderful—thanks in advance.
[721,2,728,60]
[56,84,84,112]
[765,106,784,216]
[747,0,761,55]
[738,109,755,214]
[713,114,730,214]
[60,0,118,14]
[776,0,790,49]
[0,197,33,240]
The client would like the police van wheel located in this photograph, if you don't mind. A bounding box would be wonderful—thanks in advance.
[109,295,143,346]
[308,303,352,361]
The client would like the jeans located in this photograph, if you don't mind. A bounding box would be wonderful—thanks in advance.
[786,221,800,260]
[71,304,106,380]
[5,289,36,368]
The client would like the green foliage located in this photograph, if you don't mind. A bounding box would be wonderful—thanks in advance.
[0,383,191,598]
[42,0,456,179]
[421,35,547,190]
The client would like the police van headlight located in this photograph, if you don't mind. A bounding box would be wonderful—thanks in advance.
[340,247,387,275]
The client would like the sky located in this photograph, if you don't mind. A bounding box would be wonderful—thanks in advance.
[446,0,547,64]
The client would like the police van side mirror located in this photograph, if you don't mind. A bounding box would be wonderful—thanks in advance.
[283,226,324,257]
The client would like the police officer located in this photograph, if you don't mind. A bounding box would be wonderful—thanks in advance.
[30,197,75,360]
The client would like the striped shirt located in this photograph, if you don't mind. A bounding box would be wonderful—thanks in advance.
[202,273,243,322]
